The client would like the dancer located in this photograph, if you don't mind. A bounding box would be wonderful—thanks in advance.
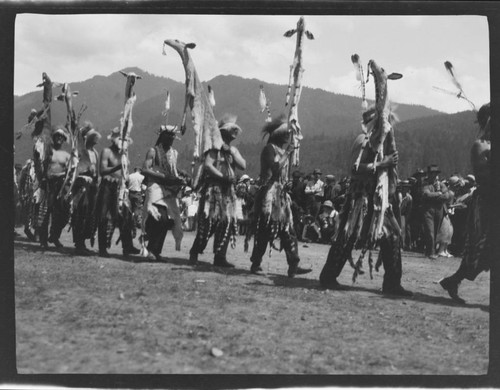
[95,127,140,257]
[71,122,101,255]
[189,114,246,268]
[249,114,312,277]
[141,125,185,261]
[439,103,492,304]
[39,128,71,249]
[319,59,411,296]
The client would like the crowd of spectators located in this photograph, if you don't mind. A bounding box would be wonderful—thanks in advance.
[15,161,476,260]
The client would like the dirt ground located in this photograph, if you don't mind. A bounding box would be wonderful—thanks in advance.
[14,226,490,375]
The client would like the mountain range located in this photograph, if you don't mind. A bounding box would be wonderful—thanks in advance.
[14,67,478,179]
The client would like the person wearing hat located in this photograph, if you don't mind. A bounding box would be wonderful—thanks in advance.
[141,125,186,261]
[235,174,252,235]
[38,126,71,249]
[420,164,452,259]
[128,167,146,237]
[439,103,493,304]
[408,169,426,252]
[248,114,312,277]
[399,180,413,251]
[318,200,337,244]
[323,174,342,205]
[70,121,101,255]
[319,106,411,296]
[180,186,198,232]
[95,127,140,257]
[189,114,246,268]
[305,168,325,218]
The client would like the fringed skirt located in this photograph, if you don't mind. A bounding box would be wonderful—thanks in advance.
[196,183,239,252]
[252,181,294,251]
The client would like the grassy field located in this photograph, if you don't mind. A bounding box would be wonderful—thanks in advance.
[14,227,490,375]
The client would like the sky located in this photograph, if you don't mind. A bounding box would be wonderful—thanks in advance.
[14,14,489,114]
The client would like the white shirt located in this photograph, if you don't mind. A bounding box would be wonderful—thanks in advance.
[128,171,145,192]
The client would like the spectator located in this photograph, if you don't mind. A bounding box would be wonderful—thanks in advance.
[436,179,454,257]
[180,187,198,232]
[305,169,324,217]
[318,200,337,244]
[409,169,426,252]
[301,214,321,243]
[399,180,413,251]
[323,174,341,204]
[236,174,251,235]
[128,167,145,234]
[420,164,452,259]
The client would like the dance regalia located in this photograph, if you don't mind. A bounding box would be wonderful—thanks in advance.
[190,149,238,261]
[249,143,300,268]
[143,145,183,255]
[71,148,99,247]
[320,133,403,291]
[95,174,134,251]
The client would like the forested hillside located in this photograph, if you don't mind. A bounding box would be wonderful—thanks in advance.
[14,69,475,180]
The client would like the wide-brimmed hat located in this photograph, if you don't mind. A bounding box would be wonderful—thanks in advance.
[427,164,440,174]
[325,174,335,181]
[466,174,476,183]
[218,114,242,135]
[448,175,461,187]
[313,168,322,175]
[322,200,334,209]
[239,174,250,182]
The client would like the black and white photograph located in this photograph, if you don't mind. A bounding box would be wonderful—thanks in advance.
[2,1,500,386]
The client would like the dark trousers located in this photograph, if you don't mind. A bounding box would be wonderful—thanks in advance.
[145,205,173,256]
[71,178,97,248]
[250,219,300,268]
[190,215,233,261]
[319,232,402,290]
[129,190,143,228]
[422,206,443,256]
[96,179,133,252]
[39,176,69,245]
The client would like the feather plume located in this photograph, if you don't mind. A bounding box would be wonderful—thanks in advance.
[165,90,170,111]
[443,61,477,111]
[208,85,216,107]
[444,61,464,93]
[259,85,267,113]
[351,54,367,109]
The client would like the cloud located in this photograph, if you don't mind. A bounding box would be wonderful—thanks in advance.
[14,14,489,115]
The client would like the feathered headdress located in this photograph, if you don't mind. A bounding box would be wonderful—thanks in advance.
[262,113,288,141]
[218,113,242,136]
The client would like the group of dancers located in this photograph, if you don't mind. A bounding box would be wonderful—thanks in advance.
[17,99,492,305]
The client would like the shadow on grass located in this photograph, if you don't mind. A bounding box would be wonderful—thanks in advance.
[263,273,489,311]
[172,261,253,276]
